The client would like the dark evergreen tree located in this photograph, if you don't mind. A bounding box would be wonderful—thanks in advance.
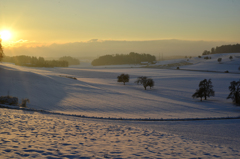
[135,76,154,90]
[192,79,215,101]
[117,74,129,85]
[0,38,4,61]
[227,80,240,105]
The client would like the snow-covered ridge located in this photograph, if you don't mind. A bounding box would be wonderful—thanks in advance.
[1,104,240,121]
[158,53,240,73]
[87,53,240,73]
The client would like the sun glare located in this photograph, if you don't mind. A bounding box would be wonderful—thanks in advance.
[0,30,12,41]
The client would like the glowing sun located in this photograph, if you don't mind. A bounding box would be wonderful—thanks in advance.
[0,30,12,41]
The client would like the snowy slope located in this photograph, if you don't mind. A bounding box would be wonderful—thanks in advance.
[178,53,240,72]
[0,61,240,119]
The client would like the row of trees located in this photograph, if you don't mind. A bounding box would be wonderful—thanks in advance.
[217,56,234,63]
[117,74,154,90]
[59,56,80,65]
[202,44,240,55]
[2,55,68,67]
[92,52,156,66]
[192,79,240,105]
[0,40,78,67]
[117,75,240,105]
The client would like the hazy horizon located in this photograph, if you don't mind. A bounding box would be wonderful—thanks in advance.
[3,39,237,59]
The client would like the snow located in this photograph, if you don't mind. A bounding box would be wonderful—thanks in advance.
[1,53,240,157]
[0,108,239,158]
[0,57,240,119]
[175,53,240,73]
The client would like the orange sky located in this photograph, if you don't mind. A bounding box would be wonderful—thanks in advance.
[1,0,240,56]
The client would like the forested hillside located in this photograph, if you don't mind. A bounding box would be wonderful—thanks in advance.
[91,52,156,66]
[202,44,240,55]
[59,56,80,65]
[2,55,68,67]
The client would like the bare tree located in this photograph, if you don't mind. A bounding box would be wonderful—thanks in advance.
[135,76,154,90]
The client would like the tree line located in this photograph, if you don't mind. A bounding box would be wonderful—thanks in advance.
[118,74,240,106]
[117,74,154,90]
[202,44,240,55]
[91,52,156,66]
[59,56,80,65]
[2,55,68,67]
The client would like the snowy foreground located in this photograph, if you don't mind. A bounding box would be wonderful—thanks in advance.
[0,108,239,158]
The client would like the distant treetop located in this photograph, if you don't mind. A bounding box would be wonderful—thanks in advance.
[59,56,80,65]
[202,44,240,55]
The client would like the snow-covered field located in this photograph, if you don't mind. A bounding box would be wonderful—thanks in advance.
[0,108,239,158]
[1,54,240,119]
[0,53,240,158]
[182,53,240,73]
[156,53,240,73]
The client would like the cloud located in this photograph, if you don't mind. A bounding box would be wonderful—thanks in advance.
[3,39,235,58]
[87,39,99,42]
[2,39,47,48]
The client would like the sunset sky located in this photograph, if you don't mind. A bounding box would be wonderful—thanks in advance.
[1,0,240,57]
